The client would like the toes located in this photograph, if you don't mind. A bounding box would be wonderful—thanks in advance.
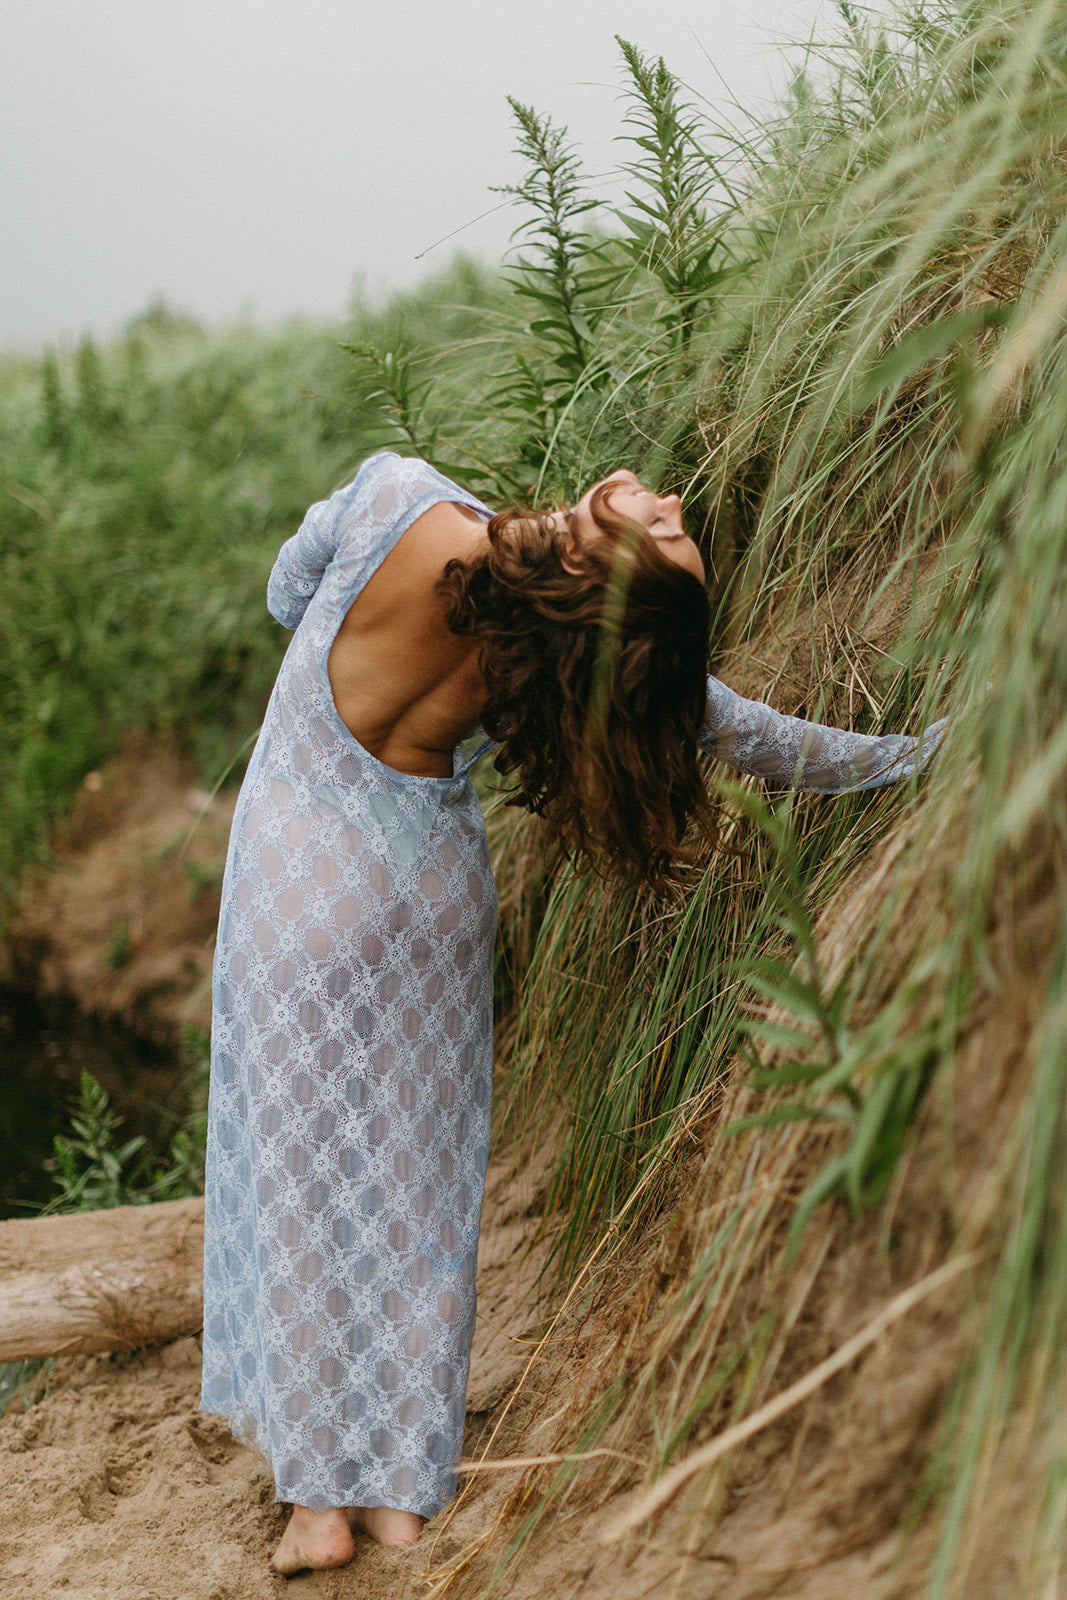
[349,1506,423,1548]
[270,1512,356,1574]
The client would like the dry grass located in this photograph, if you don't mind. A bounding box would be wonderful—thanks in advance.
[430,7,1067,1593]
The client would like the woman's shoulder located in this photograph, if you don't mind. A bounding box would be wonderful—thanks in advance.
[354,452,491,519]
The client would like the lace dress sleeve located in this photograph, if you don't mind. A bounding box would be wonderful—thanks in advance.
[267,453,492,631]
[701,674,945,793]
[267,475,367,629]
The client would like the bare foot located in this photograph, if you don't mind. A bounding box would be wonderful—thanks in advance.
[346,1505,423,1547]
[270,1505,356,1575]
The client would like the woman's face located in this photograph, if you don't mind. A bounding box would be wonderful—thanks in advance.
[572,470,704,582]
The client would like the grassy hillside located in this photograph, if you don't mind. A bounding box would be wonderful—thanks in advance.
[5,0,1067,1591]
[452,3,1067,1593]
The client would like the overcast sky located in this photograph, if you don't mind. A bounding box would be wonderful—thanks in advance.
[2,0,829,352]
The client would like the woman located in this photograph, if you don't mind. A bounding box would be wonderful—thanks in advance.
[200,452,940,1575]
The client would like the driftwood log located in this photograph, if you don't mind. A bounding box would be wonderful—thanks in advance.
[0,1196,204,1362]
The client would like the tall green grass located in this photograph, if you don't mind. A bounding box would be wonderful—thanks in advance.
[0,263,505,901]
[443,3,1067,1593]
[3,3,1066,1588]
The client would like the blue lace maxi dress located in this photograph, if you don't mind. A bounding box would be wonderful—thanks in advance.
[200,451,942,1518]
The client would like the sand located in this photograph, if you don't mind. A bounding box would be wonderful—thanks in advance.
[0,1140,557,1600]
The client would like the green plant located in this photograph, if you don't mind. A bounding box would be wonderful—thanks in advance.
[41,1056,209,1217]
[486,100,612,495]
[344,342,442,459]
[104,920,132,969]
[723,789,945,1247]
[0,1358,54,1421]
[613,38,735,351]
[43,1071,151,1212]
[498,99,603,388]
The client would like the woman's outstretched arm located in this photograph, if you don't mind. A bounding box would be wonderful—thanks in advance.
[701,674,945,793]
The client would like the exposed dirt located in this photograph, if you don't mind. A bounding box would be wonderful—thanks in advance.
[0,1140,557,1600]
[8,736,236,1036]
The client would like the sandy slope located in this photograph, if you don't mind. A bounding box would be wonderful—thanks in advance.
[0,1143,556,1600]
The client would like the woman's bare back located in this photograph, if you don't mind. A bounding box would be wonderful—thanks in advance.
[327,500,488,776]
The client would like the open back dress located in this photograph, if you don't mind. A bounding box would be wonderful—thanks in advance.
[200,451,942,1518]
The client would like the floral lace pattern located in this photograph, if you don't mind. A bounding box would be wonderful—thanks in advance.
[201,456,497,1516]
[702,675,944,791]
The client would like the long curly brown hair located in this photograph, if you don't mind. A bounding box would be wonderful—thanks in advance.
[439,483,714,886]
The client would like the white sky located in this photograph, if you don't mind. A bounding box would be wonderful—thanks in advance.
[2,0,829,351]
